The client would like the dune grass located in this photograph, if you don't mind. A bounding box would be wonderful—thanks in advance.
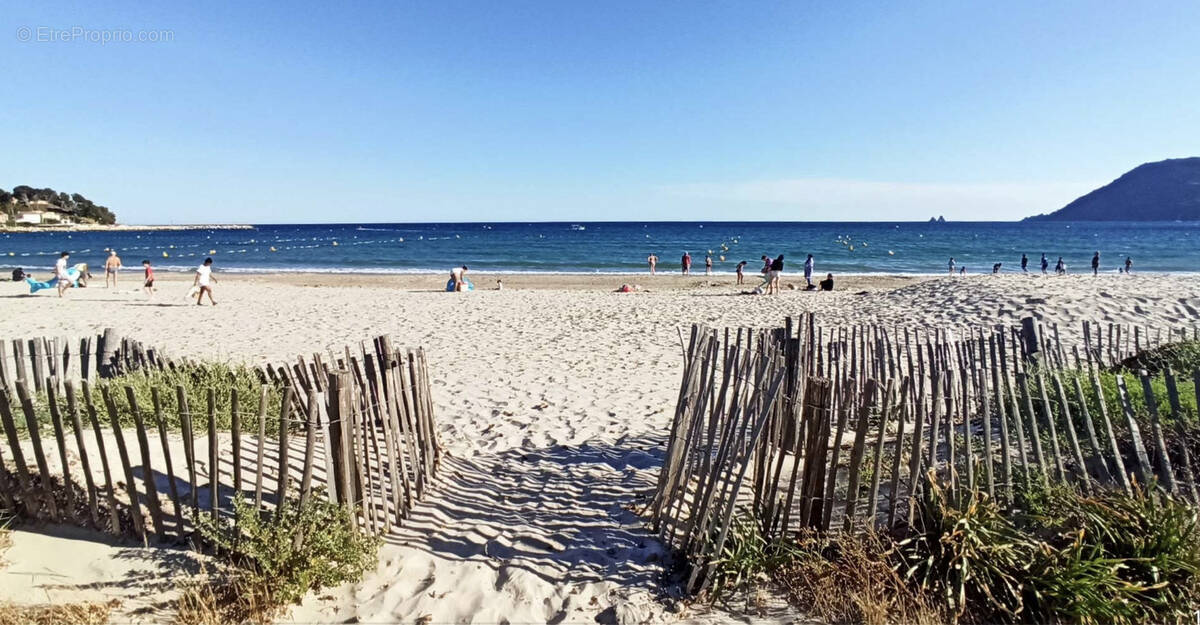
[0,600,117,625]
[707,478,1200,624]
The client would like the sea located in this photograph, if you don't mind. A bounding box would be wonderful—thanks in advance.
[2,221,1198,275]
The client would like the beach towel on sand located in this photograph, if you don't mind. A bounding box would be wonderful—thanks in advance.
[25,267,81,293]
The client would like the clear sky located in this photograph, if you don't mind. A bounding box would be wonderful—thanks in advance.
[2,1,1198,224]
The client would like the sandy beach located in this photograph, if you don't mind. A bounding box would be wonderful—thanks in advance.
[1,271,1198,623]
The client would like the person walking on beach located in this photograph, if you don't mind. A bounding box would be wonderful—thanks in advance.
[760,255,771,277]
[948,257,956,275]
[55,251,71,297]
[1091,251,1101,276]
[104,249,122,288]
[1055,257,1066,275]
[1125,256,1133,273]
[768,254,784,294]
[704,253,713,276]
[1041,253,1049,274]
[804,254,815,288]
[681,252,692,275]
[647,253,658,275]
[735,260,747,284]
[194,257,218,305]
[142,259,155,298]
[1021,253,1028,273]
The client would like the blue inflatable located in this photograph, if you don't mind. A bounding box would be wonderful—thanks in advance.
[446,278,474,292]
[26,267,82,293]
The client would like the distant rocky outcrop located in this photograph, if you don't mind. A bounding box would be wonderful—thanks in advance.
[928,215,946,223]
[2,185,117,225]
[1025,157,1200,221]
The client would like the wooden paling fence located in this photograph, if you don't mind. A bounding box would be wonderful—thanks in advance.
[0,334,440,547]
[0,328,167,393]
[653,315,1200,594]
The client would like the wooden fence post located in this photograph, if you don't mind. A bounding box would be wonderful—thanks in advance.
[327,371,355,509]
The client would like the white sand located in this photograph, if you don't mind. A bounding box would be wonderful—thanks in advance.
[1,271,1197,623]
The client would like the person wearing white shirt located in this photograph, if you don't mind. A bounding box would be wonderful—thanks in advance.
[55,251,71,297]
[193,257,218,305]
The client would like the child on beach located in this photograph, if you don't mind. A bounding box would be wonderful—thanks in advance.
[55,252,71,297]
[194,257,217,305]
[705,254,713,276]
[735,260,747,284]
[142,259,155,297]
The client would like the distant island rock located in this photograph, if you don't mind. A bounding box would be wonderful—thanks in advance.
[928,215,946,223]
[1025,157,1200,221]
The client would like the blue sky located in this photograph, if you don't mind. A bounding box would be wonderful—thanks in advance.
[2,1,1198,224]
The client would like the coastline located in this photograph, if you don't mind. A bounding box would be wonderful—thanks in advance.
[0,223,253,233]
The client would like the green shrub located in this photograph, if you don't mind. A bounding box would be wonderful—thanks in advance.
[898,476,1200,623]
[95,361,284,431]
[1116,340,1200,376]
[1024,486,1200,624]
[183,494,379,623]
[4,361,285,436]
[198,495,378,607]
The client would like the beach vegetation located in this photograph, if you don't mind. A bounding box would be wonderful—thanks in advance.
[706,477,1200,624]
[177,494,379,624]
[0,600,117,625]
[2,185,116,225]
[4,360,285,436]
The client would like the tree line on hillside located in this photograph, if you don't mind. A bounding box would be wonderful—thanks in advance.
[1,185,117,225]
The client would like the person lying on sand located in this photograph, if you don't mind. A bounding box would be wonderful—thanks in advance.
[615,284,642,293]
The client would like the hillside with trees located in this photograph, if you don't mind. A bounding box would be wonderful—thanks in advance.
[1025,157,1200,221]
[1,185,117,225]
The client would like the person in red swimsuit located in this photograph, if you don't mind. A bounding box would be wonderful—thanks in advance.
[142,259,155,298]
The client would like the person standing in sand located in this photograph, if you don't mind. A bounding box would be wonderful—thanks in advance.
[55,251,71,297]
[1021,253,1028,273]
[194,257,218,305]
[804,254,814,288]
[768,254,784,294]
[735,260,747,285]
[1091,251,1100,276]
[704,253,713,276]
[1125,256,1133,273]
[142,259,155,298]
[948,257,955,275]
[647,254,658,275]
[681,252,691,275]
[104,250,122,288]
[1041,253,1049,274]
